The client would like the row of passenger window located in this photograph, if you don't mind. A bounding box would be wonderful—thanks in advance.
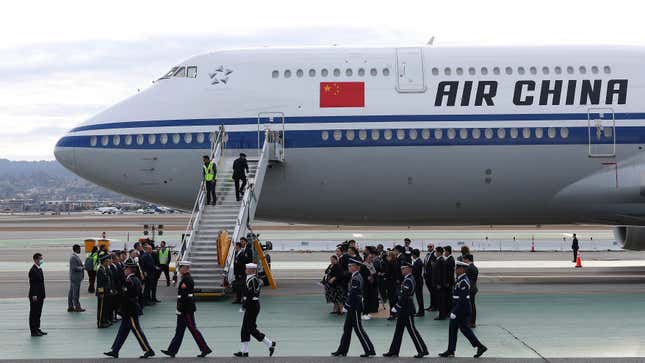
[432,65,612,77]
[272,67,391,79]
[89,132,214,147]
[321,127,612,142]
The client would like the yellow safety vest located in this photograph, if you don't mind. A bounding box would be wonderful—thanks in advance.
[159,248,169,265]
[203,161,216,181]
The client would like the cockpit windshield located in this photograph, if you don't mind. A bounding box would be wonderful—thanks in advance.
[158,66,198,80]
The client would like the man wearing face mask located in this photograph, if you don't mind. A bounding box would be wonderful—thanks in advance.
[28,253,46,337]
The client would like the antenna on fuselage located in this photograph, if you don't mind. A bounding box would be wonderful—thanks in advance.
[427,36,435,45]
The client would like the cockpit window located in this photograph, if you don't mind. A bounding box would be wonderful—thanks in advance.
[173,67,186,77]
[160,67,178,80]
[187,66,198,78]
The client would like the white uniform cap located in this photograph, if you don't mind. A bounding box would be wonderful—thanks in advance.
[455,260,469,267]
[245,263,258,269]
[177,260,192,267]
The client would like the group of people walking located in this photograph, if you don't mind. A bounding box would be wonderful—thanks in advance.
[323,239,486,358]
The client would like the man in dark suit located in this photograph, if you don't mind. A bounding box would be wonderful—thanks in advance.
[432,246,448,320]
[233,238,253,303]
[423,243,436,312]
[444,246,456,312]
[411,249,425,317]
[233,153,249,201]
[572,233,580,262]
[28,253,46,337]
[139,243,155,305]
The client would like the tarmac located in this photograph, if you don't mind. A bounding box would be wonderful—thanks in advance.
[0,215,644,361]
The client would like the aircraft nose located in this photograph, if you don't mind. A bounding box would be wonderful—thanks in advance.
[54,138,77,171]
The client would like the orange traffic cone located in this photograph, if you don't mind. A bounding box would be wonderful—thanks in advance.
[575,253,582,268]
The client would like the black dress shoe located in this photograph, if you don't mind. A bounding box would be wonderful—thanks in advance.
[269,341,276,357]
[37,330,47,335]
[382,352,398,357]
[197,348,212,357]
[414,352,429,358]
[154,299,162,303]
[67,307,75,312]
[233,352,249,357]
[474,345,488,358]
[31,331,43,337]
[103,351,119,358]
[360,351,376,357]
[331,351,347,356]
[438,351,455,357]
[161,350,175,357]
[140,350,155,359]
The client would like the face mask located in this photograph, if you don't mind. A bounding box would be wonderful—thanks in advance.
[134,257,139,263]
[39,259,44,265]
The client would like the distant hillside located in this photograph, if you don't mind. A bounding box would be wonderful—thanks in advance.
[0,159,127,201]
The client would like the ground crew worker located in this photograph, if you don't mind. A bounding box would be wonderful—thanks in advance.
[233,152,249,202]
[383,262,428,358]
[439,261,487,358]
[162,261,212,358]
[331,259,376,357]
[86,246,99,293]
[202,155,217,206]
[104,258,155,359]
[158,241,171,287]
[96,254,113,328]
[234,263,277,357]
[572,233,579,262]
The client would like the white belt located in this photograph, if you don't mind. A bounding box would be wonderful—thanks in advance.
[177,294,194,298]
[252,297,259,300]
[453,295,471,299]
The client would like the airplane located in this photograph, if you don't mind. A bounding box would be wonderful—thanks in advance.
[95,206,123,215]
[53,45,645,250]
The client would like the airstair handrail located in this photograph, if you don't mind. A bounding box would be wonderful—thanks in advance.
[180,125,225,262]
[224,130,271,281]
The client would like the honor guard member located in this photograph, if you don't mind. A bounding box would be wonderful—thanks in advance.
[202,155,217,206]
[104,258,155,359]
[383,262,429,358]
[162,261,212,358]
[96,254,113,328]
[331,259,376,357]
[234,263,277,357]
[439,261,487,358]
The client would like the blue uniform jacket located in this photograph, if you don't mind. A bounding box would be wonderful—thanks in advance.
[344,271,364,312]
[450,273,472,318]
[395,274,415,313]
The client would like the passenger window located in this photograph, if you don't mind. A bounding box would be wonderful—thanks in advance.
[370,68,378,76]
[547,127,556,138]
[444,67,451,76]
[321,69,329,77]
[472,128,481,139]
[90,136,97,147]
[382,68,390,76]
[560,127,569,138]
[535,128,544,138]
[447,128,456,139]
[172,133,180,144]
[591,66,599,74]
[101,136,109,146]
[186,66,198,78]
[456,67,464,76]
[358,68,365,77]
[333,68,341,77]
[159,134,168,144]
[296,69,304,78]
[137,135,144,145]
[567,66,574,74]
[505,67,513,75]
[396,129,405,140]
[554,66,562,75]
[517,67,525,75]
[522,128,531,139]
[346,130,355,141]
[272,70,279,78]
[148,134,156,144]
[309,69,316,77]
[173,67,186,77]
[603,66,611,74]
[371,129,380,141]
[321,131,329,141]
[542,66,549,75]
[497,128,506,139]
[409,129,418,140]
[124,135,132,145]
[345,69,353,77]
[459,128,468,139]
[579,66,587,74]
[468,67,476,75]
[510,128,518,139]
[484,128,493,139]
[529,66,537,75]
[184,133,192,144]
[434,129,443,140]
[113,135,121,146]
[384,129,393,140]
[421,129,430,140]
[333,130,342,141]
[493,67,500,75]
[432,68,439,76]
[358,129,367,140]
[284,70,292,78]
[196,133,205,143]
[481,67,489,75]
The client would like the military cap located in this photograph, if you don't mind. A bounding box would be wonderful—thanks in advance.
[177,260,192,267]
[347,258,363,266]
[100,254,111,262]
[455,260,469,268]
[124,258,137,267]
[246,263,258,269]
[400,261,413,269]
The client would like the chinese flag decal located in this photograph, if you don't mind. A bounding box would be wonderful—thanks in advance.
[320,82,365,107]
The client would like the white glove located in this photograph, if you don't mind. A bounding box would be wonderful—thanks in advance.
[391,307,398,313]
[341,308,347,313]
[239,308,246,313]
[450,313,456,320]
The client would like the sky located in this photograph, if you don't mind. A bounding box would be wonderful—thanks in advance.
[3,0,645,160]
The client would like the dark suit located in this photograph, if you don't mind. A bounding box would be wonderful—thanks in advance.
[445,255,456,311]
[28,264,45,333]
[233,157,249,201]
[234,247,252,301]
[335,271,375,355]
[412,258,424,315]
[139,252,154,303]
[423,251,436,309]
[386,274,428,355]
[447,274,484,353]
[466,263,479,325]
[167,273,211,354]
[572,237,580,262]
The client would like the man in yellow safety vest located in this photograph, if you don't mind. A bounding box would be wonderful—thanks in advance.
[202,155,217,205]
[158,241,171,287]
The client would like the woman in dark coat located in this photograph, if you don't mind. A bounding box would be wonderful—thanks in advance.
[323,255,345,314]
[361,250,380,319]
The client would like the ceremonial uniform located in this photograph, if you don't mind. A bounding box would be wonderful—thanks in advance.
[384,271,428,357]
[236,264,276,357]
[96,261,113,328]
[105,260,154,359]
[333,270,375,357]
[440,269,486,358]
[164,269,211,357]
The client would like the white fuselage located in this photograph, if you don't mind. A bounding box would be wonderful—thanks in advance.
[55,45,645,226]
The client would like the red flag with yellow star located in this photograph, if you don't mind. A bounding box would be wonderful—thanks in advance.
[320,82,364,107]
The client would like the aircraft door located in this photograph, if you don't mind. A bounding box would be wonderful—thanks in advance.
[395,48,426,93]
[257,112,285,160]
[587,108,615,157]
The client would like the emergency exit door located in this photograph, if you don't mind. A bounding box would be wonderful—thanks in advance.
[396,48,426,93]
[587,108,616,157]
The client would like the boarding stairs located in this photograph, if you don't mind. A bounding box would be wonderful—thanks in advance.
[178,126,283,295]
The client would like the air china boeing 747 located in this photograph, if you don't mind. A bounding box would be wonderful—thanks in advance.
[54,45,645,249]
